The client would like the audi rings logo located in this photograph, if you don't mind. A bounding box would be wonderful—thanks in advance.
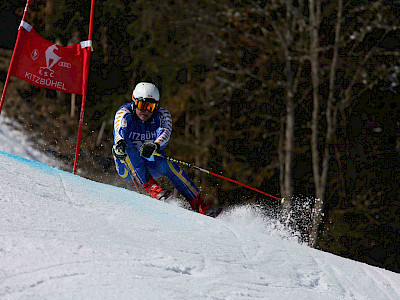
[58,61,71,68]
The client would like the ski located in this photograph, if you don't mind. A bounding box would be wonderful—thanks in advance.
[205,207,224,218]
[214,207,224,218]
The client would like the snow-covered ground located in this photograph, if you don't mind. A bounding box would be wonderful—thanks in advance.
[1,118,400,299]
[0,115,62,168]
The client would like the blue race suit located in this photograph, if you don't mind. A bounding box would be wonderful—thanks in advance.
[113,103,200,201]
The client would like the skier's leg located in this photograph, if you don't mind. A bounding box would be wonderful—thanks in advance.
[149,157,216,215]
[116,150,148,185]
[114,149,170,200]
[151,157,199,199]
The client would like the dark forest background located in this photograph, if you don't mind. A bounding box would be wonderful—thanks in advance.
[0,0,399,273]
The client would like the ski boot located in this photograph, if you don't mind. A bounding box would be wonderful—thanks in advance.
[143,179,172,201]
[189,195,222,218]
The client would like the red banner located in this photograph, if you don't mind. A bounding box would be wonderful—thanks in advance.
[10,26,89,95]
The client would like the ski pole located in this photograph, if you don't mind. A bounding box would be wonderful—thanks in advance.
[154,153,284,203]
[121,159,142,194]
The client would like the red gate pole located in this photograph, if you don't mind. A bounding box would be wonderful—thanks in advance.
[0,0,32,115]
[72,0,95,174]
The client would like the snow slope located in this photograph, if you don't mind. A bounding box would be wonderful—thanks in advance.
[1,119,400,299]
[1,151,400,300]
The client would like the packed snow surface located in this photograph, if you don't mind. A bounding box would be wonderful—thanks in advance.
[1,120,400,299]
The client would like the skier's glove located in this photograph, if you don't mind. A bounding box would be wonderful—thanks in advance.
[140,142,160,159]
[112,140,127,160]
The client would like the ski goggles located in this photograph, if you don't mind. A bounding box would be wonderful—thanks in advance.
[134,98,158,112]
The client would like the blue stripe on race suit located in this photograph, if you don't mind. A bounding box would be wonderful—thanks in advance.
[124,156,142,183]
[166,160,199,199]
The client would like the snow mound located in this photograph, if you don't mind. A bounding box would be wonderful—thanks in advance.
[1,151,400,299]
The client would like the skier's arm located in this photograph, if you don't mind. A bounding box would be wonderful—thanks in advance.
[154,107,172,149]
[113,106,131,144]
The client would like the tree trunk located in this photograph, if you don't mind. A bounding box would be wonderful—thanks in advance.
[194,114,201,184]
[96,121,106,147]
[308,0,344,248]
[279,2,297,212]
[281,57,295,213]
[45,0,53,35]
[283,95,294,204]
[308,0,323,247]
[70,94,76,118]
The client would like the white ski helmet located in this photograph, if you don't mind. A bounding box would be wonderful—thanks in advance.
[132,82,160,102]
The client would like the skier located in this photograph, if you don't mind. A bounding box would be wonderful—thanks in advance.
[112,82,220,217]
